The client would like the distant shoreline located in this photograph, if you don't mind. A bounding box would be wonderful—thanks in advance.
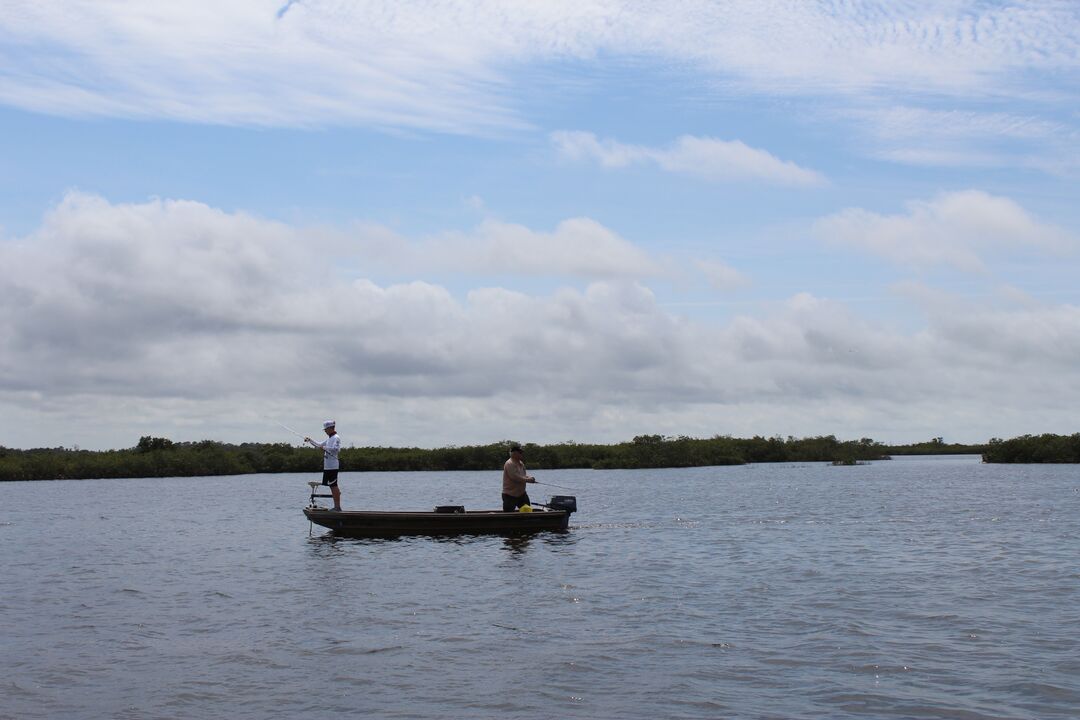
[10,433,1062,482]
[4,433,1078,481]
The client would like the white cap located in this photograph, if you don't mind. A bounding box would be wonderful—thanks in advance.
[323,420,335,429]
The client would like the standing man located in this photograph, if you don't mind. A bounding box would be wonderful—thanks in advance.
[502,443,536,511]
[305,420,342,511]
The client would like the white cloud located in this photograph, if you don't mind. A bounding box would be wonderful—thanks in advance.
[695,259,751,293]
[344,216,664,279]
[840,105,1080,172]
[549,130,650,168]
[860,107,1068,145]
[813,190,1075,272]
[2,1,1076,133]
[551,131,826,186]
[413,217,663,278]
[0,193,667,409]
[4,193,1080,450]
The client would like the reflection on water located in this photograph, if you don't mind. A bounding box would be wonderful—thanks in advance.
[307,534,400,549]
[305,528,575,552]
[501,534,532,555]
[502,529,582,556]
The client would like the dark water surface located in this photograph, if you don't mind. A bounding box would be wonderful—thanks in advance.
[3,456,1079,719]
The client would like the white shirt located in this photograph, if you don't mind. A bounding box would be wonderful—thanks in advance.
[315,433,341,470]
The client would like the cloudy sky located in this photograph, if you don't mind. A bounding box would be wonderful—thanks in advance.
[2,1,1079,450]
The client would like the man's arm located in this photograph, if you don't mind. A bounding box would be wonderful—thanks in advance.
[505,461,535,483]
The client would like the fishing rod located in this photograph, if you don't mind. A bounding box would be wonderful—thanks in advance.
[531,480,581,492]
[266,417,308,442]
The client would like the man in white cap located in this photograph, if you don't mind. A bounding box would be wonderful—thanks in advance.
[305,420,342,510]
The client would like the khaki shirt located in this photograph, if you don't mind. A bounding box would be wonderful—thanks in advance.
[502,458,529,497]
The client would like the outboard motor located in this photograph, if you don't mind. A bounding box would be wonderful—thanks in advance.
[548,495,577,514]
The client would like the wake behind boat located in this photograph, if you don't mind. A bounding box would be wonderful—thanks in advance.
[304,482,577,538]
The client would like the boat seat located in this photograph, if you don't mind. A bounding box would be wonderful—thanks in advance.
[307,480,334,504]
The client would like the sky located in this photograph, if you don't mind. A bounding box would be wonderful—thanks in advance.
[1,0,1079,450]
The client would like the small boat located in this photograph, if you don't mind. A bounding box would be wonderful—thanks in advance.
[303,484,577,538]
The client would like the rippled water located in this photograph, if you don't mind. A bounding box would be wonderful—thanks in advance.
[3,456,1079,719]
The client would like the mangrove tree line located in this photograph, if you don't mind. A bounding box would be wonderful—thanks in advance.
[5,431,1066,481]
[0,433,898,481]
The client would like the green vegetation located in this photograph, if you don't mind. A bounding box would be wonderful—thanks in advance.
[1,433,889,481]
[2,431,1069,481]
[0,439,317,481]
[981,433,1080,463]
[884,437,987,455]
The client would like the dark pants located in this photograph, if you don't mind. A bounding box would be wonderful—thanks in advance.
[502,492,531,512]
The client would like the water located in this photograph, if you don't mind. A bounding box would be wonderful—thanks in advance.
[2,456,1079,719]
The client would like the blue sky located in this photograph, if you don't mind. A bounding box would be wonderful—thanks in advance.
[1,1,1078,450]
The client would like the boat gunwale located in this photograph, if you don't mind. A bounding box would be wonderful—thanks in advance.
[303,508,568,518]
[302,506,573,537]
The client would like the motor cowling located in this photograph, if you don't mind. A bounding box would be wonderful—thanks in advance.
[548,495,577,513]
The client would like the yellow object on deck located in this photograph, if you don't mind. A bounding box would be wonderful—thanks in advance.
[519,504,533,513]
